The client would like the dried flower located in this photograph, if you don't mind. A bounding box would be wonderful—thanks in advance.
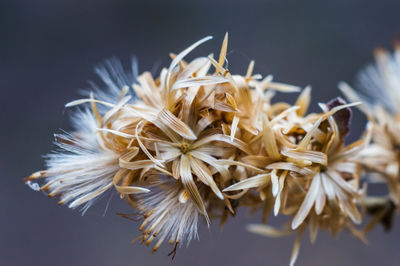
[26,34,390,265]
[224,95,370,265]
[340,45,400,233]
[26,34,296,249]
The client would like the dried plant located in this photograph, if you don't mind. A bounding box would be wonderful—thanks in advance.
[340,45,400,235]
[25,34,400,265]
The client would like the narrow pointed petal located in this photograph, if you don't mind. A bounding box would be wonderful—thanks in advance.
[295,86,311,116]
[189,155,223,199]
[159,109,197,140]
[289,231,303,266]
[217,32,229,72]
[292,174,321,229]
[223,174,269,192]
[246,224,292,237]
[166,36,213,90]
[180,155,209,221]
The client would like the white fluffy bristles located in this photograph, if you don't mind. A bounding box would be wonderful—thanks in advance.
[28,109,121,213]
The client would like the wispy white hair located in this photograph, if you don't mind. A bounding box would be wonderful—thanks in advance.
[86,57,138,107]
[37,108,120,213]
[356,48,400,114]
[138,179,200,251]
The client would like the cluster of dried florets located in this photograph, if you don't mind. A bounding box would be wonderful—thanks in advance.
[26,35,400,265]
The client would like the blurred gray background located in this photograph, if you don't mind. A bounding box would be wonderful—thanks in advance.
[1,0,400,265]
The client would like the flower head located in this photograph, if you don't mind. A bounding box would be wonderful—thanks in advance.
[27,34,301,251]
[340,45,400,233]
[223,96,370,265]
[26,34,383,265]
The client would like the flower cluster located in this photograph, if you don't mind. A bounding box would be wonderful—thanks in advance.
[26,35,399,265]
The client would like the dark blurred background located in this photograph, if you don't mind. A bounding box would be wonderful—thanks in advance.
[1,0,400,265]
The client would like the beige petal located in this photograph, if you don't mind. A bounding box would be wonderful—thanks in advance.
[102,96,131,124]
[119,159,155,170]
[180,155,209,222]
[309,214,319,244]
[97,128,135,139]
[192,134,252,154]
[262,115,280,160]
[176,57,210,80]
[120,147,139,161]
[273,171,287,216]
[246,224,292,237]
[208,55,239,91]
[217,32,228,73]
[217,159,266,173]
[295,86,311,116]
[320,173,337,201]
[166,36,213,90]
[171,76,228,90]
[267,162,314,176]
[158,109,197,140]
[271,169,279,196]
[214,100,238,112]
[230,116,240,142]
[290,231,303,266]
[222,174,269,192]
[189,155,223,199]
[270,106,300,125]
[241,155,272,168]
[135,121,164,168]
[190,151,231,181]
[314,179,326,215]
[68,183,114,208]
[282,149,327,166]
[291,174,321,229]
[268,82,301,93]
[65,98,114,108]
[297,117,323,150]
[113,169,150,194]
[333,183,362,224]
[172,159,180,179]
[326,169,357,194]
[160,150,181,162]
[194,113,215,136]
[246,60,255,78]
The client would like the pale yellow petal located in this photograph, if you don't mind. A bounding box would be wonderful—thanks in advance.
[291,174,321,229]
[223,174,269,192]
